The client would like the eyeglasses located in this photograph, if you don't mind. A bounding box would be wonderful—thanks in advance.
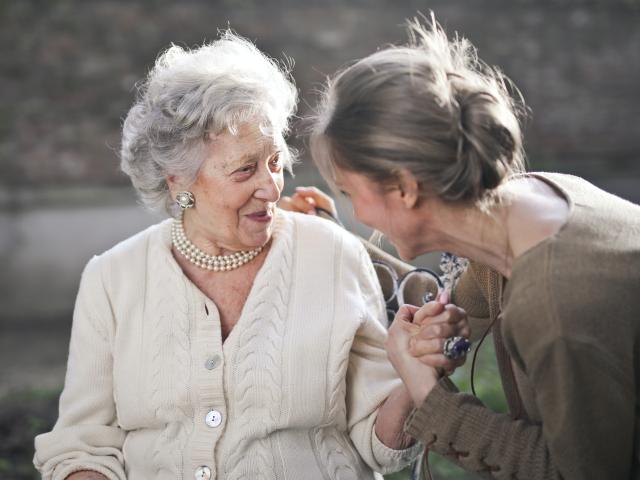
[372,260,444,324]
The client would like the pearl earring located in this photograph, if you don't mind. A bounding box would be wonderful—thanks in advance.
[175,191,195,210]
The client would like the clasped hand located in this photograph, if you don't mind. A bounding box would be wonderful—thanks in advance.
[385,296,469,407]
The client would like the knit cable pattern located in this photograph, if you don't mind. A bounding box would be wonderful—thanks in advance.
[223,214,293,480]
[150,252,194,479]
[310,239,366,480]
[311,426,362,480]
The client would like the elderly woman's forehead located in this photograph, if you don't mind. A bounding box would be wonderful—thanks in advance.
[212,123,277,146]
[206,124,279,164]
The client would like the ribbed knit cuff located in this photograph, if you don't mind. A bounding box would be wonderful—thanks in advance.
[404,377,459,441]
[53,462,125,480]
[372,428,423,474]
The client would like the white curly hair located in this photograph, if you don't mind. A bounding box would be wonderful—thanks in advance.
[120,31,298,213]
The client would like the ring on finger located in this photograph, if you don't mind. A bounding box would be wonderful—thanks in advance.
[443,336,472,360]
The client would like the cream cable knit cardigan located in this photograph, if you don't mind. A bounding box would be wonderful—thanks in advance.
[34,210,421,480]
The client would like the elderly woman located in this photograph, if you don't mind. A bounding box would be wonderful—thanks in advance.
[31,32,473,480]
[289,16,640,480]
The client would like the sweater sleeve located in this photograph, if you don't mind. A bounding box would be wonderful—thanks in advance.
[345,243,423,474]
[34,256,126,480]
[404,379,556,479]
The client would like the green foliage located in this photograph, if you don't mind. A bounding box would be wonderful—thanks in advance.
[451,335,508,414]
[385,470,411,480]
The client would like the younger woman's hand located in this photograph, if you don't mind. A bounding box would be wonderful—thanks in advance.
[408,297,469,375]
[279,186,338,218]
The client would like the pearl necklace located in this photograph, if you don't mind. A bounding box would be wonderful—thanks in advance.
[171,214,263,271]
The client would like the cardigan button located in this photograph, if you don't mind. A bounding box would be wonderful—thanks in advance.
[205,355,221,370]
[205,409,223,428]
[195,465,211,480]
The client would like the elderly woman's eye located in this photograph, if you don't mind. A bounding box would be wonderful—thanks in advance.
[270,153,282,170]
[236,164,256,175]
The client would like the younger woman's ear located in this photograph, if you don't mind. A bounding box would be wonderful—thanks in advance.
[396,169,419,209]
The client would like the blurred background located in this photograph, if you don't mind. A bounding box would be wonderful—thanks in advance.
[1,0,639,478]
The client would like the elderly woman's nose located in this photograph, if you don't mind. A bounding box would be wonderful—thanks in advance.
[254,170,281,201]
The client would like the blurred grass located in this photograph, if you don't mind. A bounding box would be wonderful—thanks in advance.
[1,338,505,479]
[0,388,61,480]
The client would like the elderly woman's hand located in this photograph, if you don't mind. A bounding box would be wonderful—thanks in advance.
[385,297,469,406]
[408,295,470,375]
[385,305,440,407]
[280,186,338,217]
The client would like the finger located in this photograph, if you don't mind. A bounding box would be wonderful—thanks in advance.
[392,306,421,336]
[295,186,336,214]
[416,353,453,369]
[279,196,294,211]
[410,337,470,360]
[295,185,328,200]
[298,194,316,206]
[414,322,458,341]
[386,318,415,345]
[395,304,421,323]
[417,304,467,328]
[415,316,469,340]
[290,192,318,209]
[445,304,467,320]
[438,289,450,305]
[279,195,306,213]
[399,319,419,334]
[288,193,316,214]
[412,301,446,326]
[455,322,471,339]
[409,337,445,357]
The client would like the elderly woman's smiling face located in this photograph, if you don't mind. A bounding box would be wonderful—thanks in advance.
[170,121,285,254]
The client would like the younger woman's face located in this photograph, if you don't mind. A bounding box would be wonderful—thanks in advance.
[333,168,424,260]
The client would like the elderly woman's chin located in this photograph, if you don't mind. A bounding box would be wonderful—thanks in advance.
[241,208,277,247]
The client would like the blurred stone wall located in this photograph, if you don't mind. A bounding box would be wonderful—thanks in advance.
[1,0,639,325]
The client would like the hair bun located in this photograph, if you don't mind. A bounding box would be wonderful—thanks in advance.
[310,13,527,207]
[444,82,523,202]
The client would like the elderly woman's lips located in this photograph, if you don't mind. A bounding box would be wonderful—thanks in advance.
[246,211,272,223]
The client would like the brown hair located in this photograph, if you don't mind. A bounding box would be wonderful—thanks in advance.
[311,14,528,206]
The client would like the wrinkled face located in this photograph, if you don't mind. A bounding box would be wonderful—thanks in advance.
[334,168,424,260]
[171,122,285,252]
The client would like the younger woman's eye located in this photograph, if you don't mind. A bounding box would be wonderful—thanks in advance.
[339,190,350,198]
